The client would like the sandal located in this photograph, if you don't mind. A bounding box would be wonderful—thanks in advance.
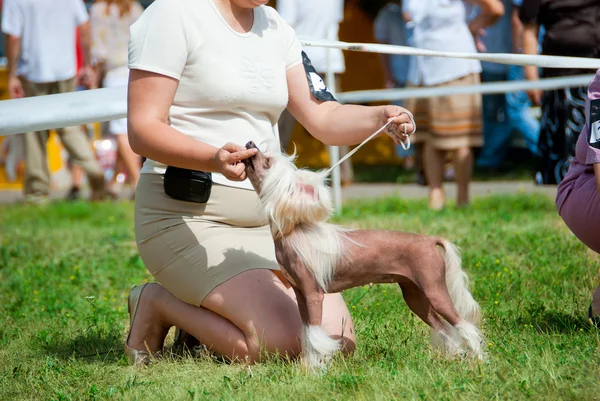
[173,328,206,357]
[588,305,600,329]
[125,284,160,365]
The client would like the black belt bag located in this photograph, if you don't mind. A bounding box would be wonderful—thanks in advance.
[163,166,212,204]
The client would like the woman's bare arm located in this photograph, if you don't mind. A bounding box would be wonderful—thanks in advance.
[467,0,505,37]
[286,65,414,146]
[127,69,256,180]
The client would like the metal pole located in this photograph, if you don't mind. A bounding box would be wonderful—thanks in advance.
[325,26,342,214]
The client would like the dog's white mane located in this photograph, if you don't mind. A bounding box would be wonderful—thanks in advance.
[257,152,349,290]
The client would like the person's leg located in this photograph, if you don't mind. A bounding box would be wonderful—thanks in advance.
[320,289,356,352]
[338,146,354,186]
[115,134,140,191]
[506,65,540,157]
[453,146,473,207]
[58,125,105,200]
[67,125,92,200]
[23,129,51,198]
[20,79,52,198]
[592,286,600,320]
[55,78,105,200]
[105,152,123,200]
[71,164,84,189]
[127,270,355,362]
[423,142,446,210]
[477,71,512,169]
[558,174,600,318]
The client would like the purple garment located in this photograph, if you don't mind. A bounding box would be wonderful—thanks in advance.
[556,69,600,253]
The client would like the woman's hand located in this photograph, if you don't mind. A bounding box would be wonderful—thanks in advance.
[212,143,258,181]
[287,64,416,146]
[382,105,416,146]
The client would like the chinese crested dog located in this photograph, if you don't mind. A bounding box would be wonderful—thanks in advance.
[243,141,484,370]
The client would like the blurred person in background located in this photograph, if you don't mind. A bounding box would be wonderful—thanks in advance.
[403,0,504,209]
[473,0,540,172]
[374,1,417,173]
[2,0,105,203]
[66,23,92,201]
[520,0,600,185]
[277,0,354,187]
[90,0,143,199]
[0,0,4,58]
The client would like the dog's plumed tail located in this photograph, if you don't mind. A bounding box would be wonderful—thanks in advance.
[301,325,341,371]
[439,239,481,325]
[432,239,485,360]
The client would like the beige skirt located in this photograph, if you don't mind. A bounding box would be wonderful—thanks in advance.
[406,73,483,150]
[134,173,279,306]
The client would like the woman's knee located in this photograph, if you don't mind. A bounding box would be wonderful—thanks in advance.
[560,178,600,253]
[321,293,357,355]
[241,321,301,362]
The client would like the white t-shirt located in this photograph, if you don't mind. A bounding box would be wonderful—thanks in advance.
[1,0,89,83]
[277,0,345,74]
[128,0,303,190]
[403,0,481,86]
[90,2,143,73]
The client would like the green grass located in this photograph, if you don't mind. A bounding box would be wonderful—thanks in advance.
[1,194,599,400]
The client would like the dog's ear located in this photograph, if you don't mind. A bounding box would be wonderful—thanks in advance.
[292,171,332,223]
[258,154,333,236]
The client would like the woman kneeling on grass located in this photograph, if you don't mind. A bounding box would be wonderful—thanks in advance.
[125,0,415,364]
[556,69,600,328]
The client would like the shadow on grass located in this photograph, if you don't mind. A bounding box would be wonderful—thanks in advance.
[517,308,590,334]
[37,326,126,364]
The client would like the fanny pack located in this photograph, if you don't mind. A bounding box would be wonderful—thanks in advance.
[163,166,212,204]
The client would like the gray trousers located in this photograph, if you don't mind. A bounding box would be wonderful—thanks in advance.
[20,77,104,196]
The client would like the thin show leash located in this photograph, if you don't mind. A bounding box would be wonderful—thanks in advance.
[325,111,417,175]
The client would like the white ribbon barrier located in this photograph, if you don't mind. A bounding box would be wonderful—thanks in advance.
[0,74,593,137]
[1,41,599,136]
[300,38,600,211]
[337,74,593,104]
[1,39,598,210]
[301,38,600,70]
[0,86,127,136]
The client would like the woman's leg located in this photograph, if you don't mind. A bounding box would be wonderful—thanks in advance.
[127,269,355,362]
[453,146,473,207]
[559,174,600,317]
[423,142,446,210]
[592,286,600,318]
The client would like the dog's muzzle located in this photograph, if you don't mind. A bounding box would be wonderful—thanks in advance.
[243,141,257,170]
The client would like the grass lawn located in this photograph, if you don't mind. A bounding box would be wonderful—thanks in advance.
[1,194,599,400]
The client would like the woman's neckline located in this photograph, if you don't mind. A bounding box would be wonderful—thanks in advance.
[208,0,257,38]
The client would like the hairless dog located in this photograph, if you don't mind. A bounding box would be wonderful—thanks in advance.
[243,141,484,370]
